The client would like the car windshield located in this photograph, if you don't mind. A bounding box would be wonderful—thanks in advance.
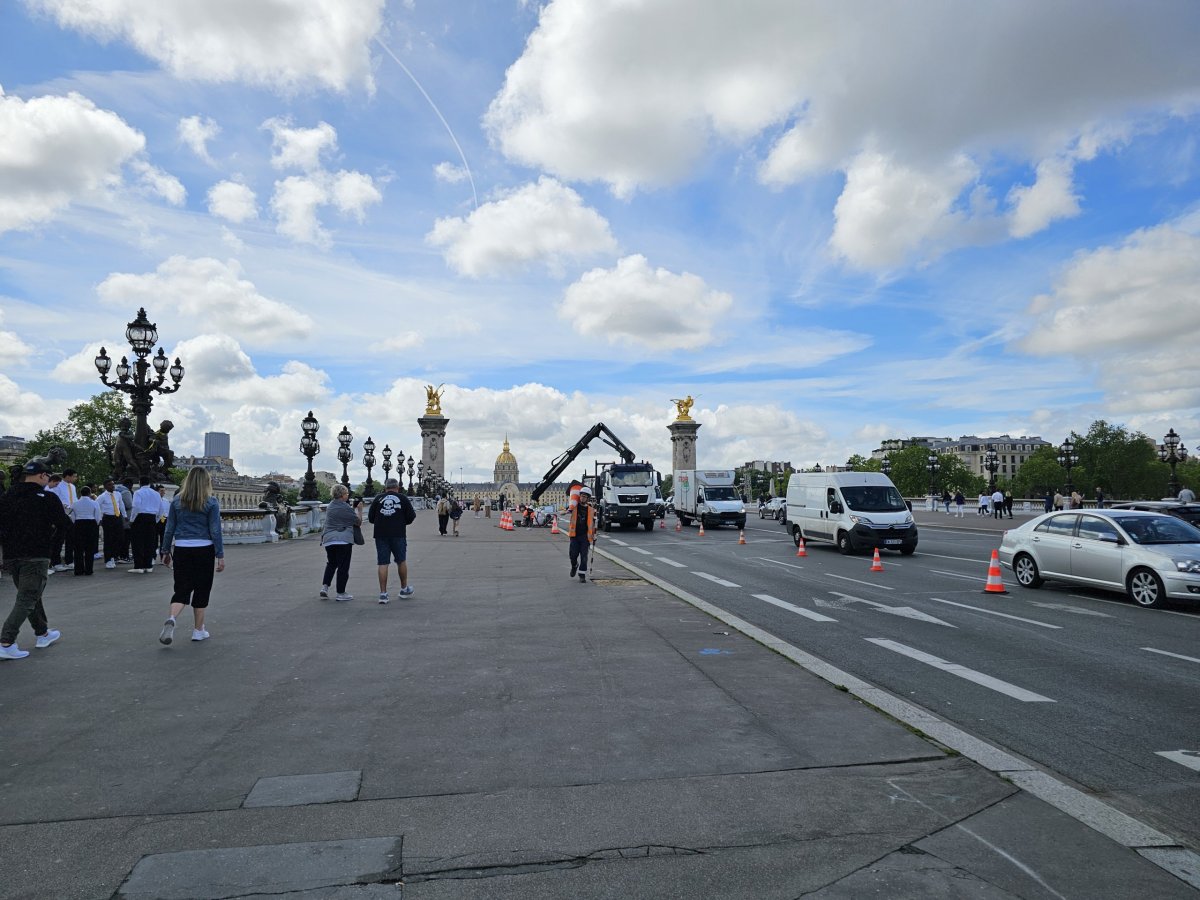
[1112,515,1200,545]
[704,486,739,501]
[841,486,908,512]
[611,470,654,487]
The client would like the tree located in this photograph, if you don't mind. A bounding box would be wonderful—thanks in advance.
[1011,446,1063,499]
[21,391,131,487]
[660,473,673,498]
[845,454,880,472]
[1070,420,1160,500]
[883,446,983,497]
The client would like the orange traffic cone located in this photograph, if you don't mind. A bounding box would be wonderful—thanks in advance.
[659,517,665,529]
[984,550,1008,593]
[698,521,706,537]
[550,515,560,535]
[870,548,884,572]
[796,535,807,557]
[738,529,746,545]
[675,518,682,532]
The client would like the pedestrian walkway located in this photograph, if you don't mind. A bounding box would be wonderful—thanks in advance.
[1,514,1195,898]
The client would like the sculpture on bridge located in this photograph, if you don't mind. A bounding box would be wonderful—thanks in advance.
[671,395,695,421]
[259,481,291,536]
[110,418,142,482]
[145,419,175,476]
[424,383,445,416]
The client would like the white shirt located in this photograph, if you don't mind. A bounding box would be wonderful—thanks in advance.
[132,485,161,517]
[72,495,102,523]
[159,495,172,521]
[98,490,124,519]
[50,480,76,511]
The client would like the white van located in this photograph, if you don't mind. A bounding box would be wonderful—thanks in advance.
[786,471,917,555]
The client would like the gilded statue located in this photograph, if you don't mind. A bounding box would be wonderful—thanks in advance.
[671,395,695,421]
[424,383,445,416]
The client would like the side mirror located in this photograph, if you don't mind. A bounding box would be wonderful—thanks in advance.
[830,501,843,515]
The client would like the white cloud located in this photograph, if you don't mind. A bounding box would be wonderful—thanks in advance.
[559,255,732,350]
[368,332,424,353]
[330,171,383,221]
[207,180,258,223]
[269,170,382,245]
[264,118,338,171]
[178,114,219,163]
[1008,157,1081,238]
[0,310,36,370]
[428,177,618,277]
[434,161,468,184]
[0,86,145,232]
[96,256,314,341]
[130,159,185,205]
[26,0,385,93]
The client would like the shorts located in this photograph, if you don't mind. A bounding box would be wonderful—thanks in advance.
[375,535,407,565]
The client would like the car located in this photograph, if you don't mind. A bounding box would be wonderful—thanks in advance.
[998,509,1200,608]
[759,497,787,521]
[1107,500,1200,528]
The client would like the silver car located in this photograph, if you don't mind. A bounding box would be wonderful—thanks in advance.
[998,509,1200,608]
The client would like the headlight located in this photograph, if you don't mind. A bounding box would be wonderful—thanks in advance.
[1175,559,1200,574]
[849,515,872,525]
[904,514,914,525]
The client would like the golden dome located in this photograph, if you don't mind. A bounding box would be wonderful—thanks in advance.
[495,437,517,465]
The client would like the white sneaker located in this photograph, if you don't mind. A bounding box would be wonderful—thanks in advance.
[105,560,116,569]
[335,593,354,602]
[54,564,70,572]
[0,643,30,660]
[159,619,175,645]
[191,629,210,641]
[378,592,389,604]
[319,585,329,599]
[35,629,61,649]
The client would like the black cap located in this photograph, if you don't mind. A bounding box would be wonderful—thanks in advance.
[22,460,49,475]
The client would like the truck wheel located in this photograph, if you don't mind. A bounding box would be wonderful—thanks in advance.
[737,519,746,530]
[792,526,802,547]
[836,531,853,555]
[603,515,612,532]
[643,519,653,531]
[679,514,690,526]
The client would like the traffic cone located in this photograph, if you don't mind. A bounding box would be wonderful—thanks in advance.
[738,529,746,545]
[983,550,1008,593]
[870,548,884,572]
[550,515,560,535]
[698,521,706,537]
[659,517,665,529]
[796,535,807,557]
[675,518,682,532]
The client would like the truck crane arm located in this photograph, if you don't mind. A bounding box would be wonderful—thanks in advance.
[529,422,636,502]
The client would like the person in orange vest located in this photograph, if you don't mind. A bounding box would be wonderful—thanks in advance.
[568,485,596,583]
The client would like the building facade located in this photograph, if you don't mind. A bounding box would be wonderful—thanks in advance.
[874,434,1052,482]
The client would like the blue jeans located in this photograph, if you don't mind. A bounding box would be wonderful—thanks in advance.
[2,558,50,645]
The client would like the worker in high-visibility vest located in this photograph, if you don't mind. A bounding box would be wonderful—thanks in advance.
[568,486,596,583]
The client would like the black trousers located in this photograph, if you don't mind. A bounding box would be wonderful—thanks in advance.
[73,520,99,575]
[101,516,123,562]
[171,545,216,609]
[569,535,590,573]
[131,514,158,569]
[322,543,353,593]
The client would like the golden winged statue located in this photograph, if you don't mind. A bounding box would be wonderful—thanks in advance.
[425,383,446,416]
[671,395,694,421]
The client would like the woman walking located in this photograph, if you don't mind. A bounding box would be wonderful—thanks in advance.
[320,484,362,601]
[158,467,224,645]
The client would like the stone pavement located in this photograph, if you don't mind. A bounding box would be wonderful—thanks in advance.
[1,510,1196,899]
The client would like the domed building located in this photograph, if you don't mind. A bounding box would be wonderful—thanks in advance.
[494,436,522,505]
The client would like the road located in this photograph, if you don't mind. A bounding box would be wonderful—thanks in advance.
[595,514,1200,850]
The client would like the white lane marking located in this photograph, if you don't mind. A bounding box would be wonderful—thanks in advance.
[694,571,740,588]
[654,556,687,568]
[1156,750,1200,773]
[629,547,653,555]
[1069,594,1200,618]
[609,539,628,546]
[920,551,1000,563]
[932,569,985,582]
[865,638,1056,703]
[753,593,837,623]
[1142,647,1200,665]
[1028,602,1112,618]
[931,598,1061,629]
[829,592,955,627]
[825,572,896,590]
[752,556,805,570]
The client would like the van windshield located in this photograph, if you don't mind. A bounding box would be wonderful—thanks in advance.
[841,486,907,513]
[704,486,739,501]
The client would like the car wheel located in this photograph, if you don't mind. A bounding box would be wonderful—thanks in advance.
[792,526,802,547]
[643,519,653,531]
[1128,568,1166,608]
[836,531,853,555]
[1013,553,1042,588]
[900,546,916,556]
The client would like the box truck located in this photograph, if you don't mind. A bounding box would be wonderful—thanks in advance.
[786,471,917,555]
[674,469,747,529]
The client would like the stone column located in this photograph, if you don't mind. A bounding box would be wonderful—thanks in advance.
[668,419,701,484]
[419,415,448,481]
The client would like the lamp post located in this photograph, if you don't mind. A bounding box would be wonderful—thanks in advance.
[299,411,320,501]
[94,307,185,478]
[336,426,353,488]
[394,449,404,490]
[381,444,392,488]
[362,436,377,496]
[880,455,892,478]
[407,457,415,493]
[1158,428,1189,498]
[983,444,999,492]
[926,452,940,505]
[1056,438,1078,499]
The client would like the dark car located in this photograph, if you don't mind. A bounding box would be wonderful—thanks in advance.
[1108,501,1200,528]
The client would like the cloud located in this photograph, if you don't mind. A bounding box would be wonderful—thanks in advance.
[26,0,385,93]
[207,180,257,223]
[559,255,733,349]
[269,170,382,245]
[96,256,315,341]
[0,310,36,370]
[434,161,468,184]
[178,114,219,163]
[427,177,618,277]
[0,86,145,232]
[264,118,338,171]
[130,159,185,205]
[368,332,423,353]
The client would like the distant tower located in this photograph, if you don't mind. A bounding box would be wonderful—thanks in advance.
[204,432,230,458]
[494,436,521,504]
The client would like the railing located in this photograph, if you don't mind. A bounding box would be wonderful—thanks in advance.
[218,502,326,544]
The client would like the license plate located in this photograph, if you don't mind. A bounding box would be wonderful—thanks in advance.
[884,539,902,545]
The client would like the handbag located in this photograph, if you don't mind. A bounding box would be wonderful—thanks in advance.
[352,523,365,545]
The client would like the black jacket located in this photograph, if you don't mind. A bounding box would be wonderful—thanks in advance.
[0,482,72,560]
[367,491,415,538]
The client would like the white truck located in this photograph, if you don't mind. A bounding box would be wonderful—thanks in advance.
[595,461,663,531]
[786,471,917,555]
[674,469,747,529]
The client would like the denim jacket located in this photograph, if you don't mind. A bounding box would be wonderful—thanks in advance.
[162,496,224,558]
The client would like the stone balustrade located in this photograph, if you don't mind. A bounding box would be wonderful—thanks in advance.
[218,502,326,544]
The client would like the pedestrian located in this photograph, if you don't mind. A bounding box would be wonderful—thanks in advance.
[156,485,171,552]
[0,460,71,659]
[49,468,79,572]
[954,489,965,517]
[1004,490,1014,519]
[1043,490,1053,513]
[977,492,989,516]
[991,488,1004,519]
[568,485,597,583]
[473,494,482,518]
[1053,491,1063,511]
[941,490,952,514]
[368,477,416,603]
[436,495,450,536]
[97,479,126,569]
[1070,490,1082,510]
[449,495,462,536]
[129,476,161,573]
[1095,488,1105,510]
[72,486,102,575]
[116,477,134,561]
[158,466,224,645]
[319,483,362,601]
[484,497,491,518]
[1179,486,1196,503]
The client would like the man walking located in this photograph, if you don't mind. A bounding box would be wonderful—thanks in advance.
[568,485,596,583]
[0,460,71,659]
[368,478,416,604]
[991,488,1005,520]
[435,495,450,536]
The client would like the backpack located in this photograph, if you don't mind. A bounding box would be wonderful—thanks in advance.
[450,499,461,517]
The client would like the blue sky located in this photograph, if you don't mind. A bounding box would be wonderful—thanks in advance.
[2,0,1199,485]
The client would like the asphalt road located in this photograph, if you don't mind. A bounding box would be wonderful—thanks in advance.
[596,515,1200,850]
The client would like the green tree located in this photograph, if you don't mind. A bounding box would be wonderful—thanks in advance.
[1011,446,1063,499]
[845,454,877,471]
[883,446,983,497]
[661,473,673,498]
[1071,420,1160,500]
[21,391,131,487]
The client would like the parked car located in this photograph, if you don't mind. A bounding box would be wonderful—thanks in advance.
[760,497,787,521]
[998,509,1200,608]
[1107,500,1200,527]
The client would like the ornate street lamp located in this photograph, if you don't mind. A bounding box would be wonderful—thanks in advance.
[336,426,353,488]
[95,307,185,478]
[983,444,999,492]
[381,444,392,487]
[417,460,424,495]
[407,456,415,493]
[395,449,405,491]
[362,436,377,496]
[1056,438,1079,498]
[299,410,320,501]
[880,455,892,478]
[1158,428,1189,498]
[926,452,940,502]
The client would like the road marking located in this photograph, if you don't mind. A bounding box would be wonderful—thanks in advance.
[931,598,1061,629]
[1069,594,1200,618]
[931,569,984,582]
[752,556,804,570]
[1142,647,1200,665]
[609,539,628,546]
[753,593,837,622]
[629,547,653,555]
[825,572,896,590]
[865,638,1056,702]
[694,572,740,588]
[1156,750,1200,773]
[654,556,687,568]
[829,592,955,627]
[1028,602,1112,618]
[921,551,998,563]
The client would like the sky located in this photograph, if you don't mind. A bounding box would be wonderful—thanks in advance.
[2,0,1199,486]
